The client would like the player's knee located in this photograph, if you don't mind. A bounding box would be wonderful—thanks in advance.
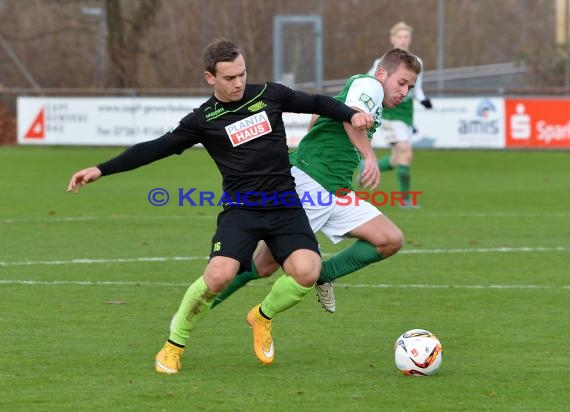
[283,250,320,287]
[394,143,413,165]
[392,229,404,251]
[402,151,413,165]
[204,270,234,292]
[204,258,239,292]
[256,260,279,277]
[389,229,404,255]
[253,243,279,277]
[294,265,320,287]
[295,258,320,286]
[378,228,404,258]
[396,152,412,166]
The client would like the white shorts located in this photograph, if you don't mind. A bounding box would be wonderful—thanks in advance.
[292,166,382,244]
[378,119,413,144]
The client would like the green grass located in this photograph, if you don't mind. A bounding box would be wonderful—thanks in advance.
[1,146,569,411]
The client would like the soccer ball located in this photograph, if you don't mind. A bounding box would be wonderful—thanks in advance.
[394,329,442,376]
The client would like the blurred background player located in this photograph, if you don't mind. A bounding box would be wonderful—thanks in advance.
[368,22,432,208]
[211,49,421,313]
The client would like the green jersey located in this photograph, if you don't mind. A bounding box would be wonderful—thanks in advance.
[290,74,383,193]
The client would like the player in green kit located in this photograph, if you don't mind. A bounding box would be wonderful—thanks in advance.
[368,22,432,208]
[212,48,421,312]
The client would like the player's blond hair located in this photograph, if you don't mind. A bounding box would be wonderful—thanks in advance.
[390,21,413,37]
[376,48,421,76]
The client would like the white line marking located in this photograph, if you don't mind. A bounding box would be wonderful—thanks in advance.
[0,215,215,224]
[343,283,570,290]
[0,256,210,267]
[0,246,566,267]
[0,279,568,290]
[399,246,568,254]
[0,280,184,286]
[420,212,570,218]
[2,211,569,224]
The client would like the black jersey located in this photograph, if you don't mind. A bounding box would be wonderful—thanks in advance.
[98,82,357,208]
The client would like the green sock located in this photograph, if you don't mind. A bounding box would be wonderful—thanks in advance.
[378,155,394,171]
[211,260,261,309]
[320,240,384,283]
[260,275,312,318]
[169,276,219,346]
[396,165,411,200]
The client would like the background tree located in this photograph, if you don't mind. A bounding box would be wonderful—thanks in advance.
[0,0,564,91]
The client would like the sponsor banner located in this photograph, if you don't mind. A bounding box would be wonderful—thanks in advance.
[402,97,505,148]
[29,96,570,150]
[505,98,570,148]
[17,97,207,146]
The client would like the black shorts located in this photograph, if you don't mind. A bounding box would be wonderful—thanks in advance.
[209,207,320,271]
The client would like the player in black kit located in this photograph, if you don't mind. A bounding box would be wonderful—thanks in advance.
[67,38,373,373]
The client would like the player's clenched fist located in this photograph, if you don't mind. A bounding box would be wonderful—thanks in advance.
[350,112,374,131]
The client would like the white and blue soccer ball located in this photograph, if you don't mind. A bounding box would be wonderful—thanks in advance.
[394,329,443,376]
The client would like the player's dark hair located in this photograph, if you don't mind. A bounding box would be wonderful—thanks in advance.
[203,39,244,75]
[376,48,421,76]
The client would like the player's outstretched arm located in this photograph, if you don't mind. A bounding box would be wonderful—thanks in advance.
[67,167,102,193]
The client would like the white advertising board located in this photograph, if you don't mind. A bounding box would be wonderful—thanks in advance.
[18,96,506,149]
[370,97,505,148]
[405,97,505,149]
[17,97,207,146]
[286,97,506,149]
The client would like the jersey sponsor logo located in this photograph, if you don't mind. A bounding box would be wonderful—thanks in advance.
[205,104,226,120]
[358,93,375,111]
[247,101,267,112]
[225,111,272,147]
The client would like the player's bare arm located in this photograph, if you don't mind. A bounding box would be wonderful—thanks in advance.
[308,111,372,133]
[343,110,380,190]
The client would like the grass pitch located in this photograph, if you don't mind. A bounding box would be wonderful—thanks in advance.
[1,146,568,411]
